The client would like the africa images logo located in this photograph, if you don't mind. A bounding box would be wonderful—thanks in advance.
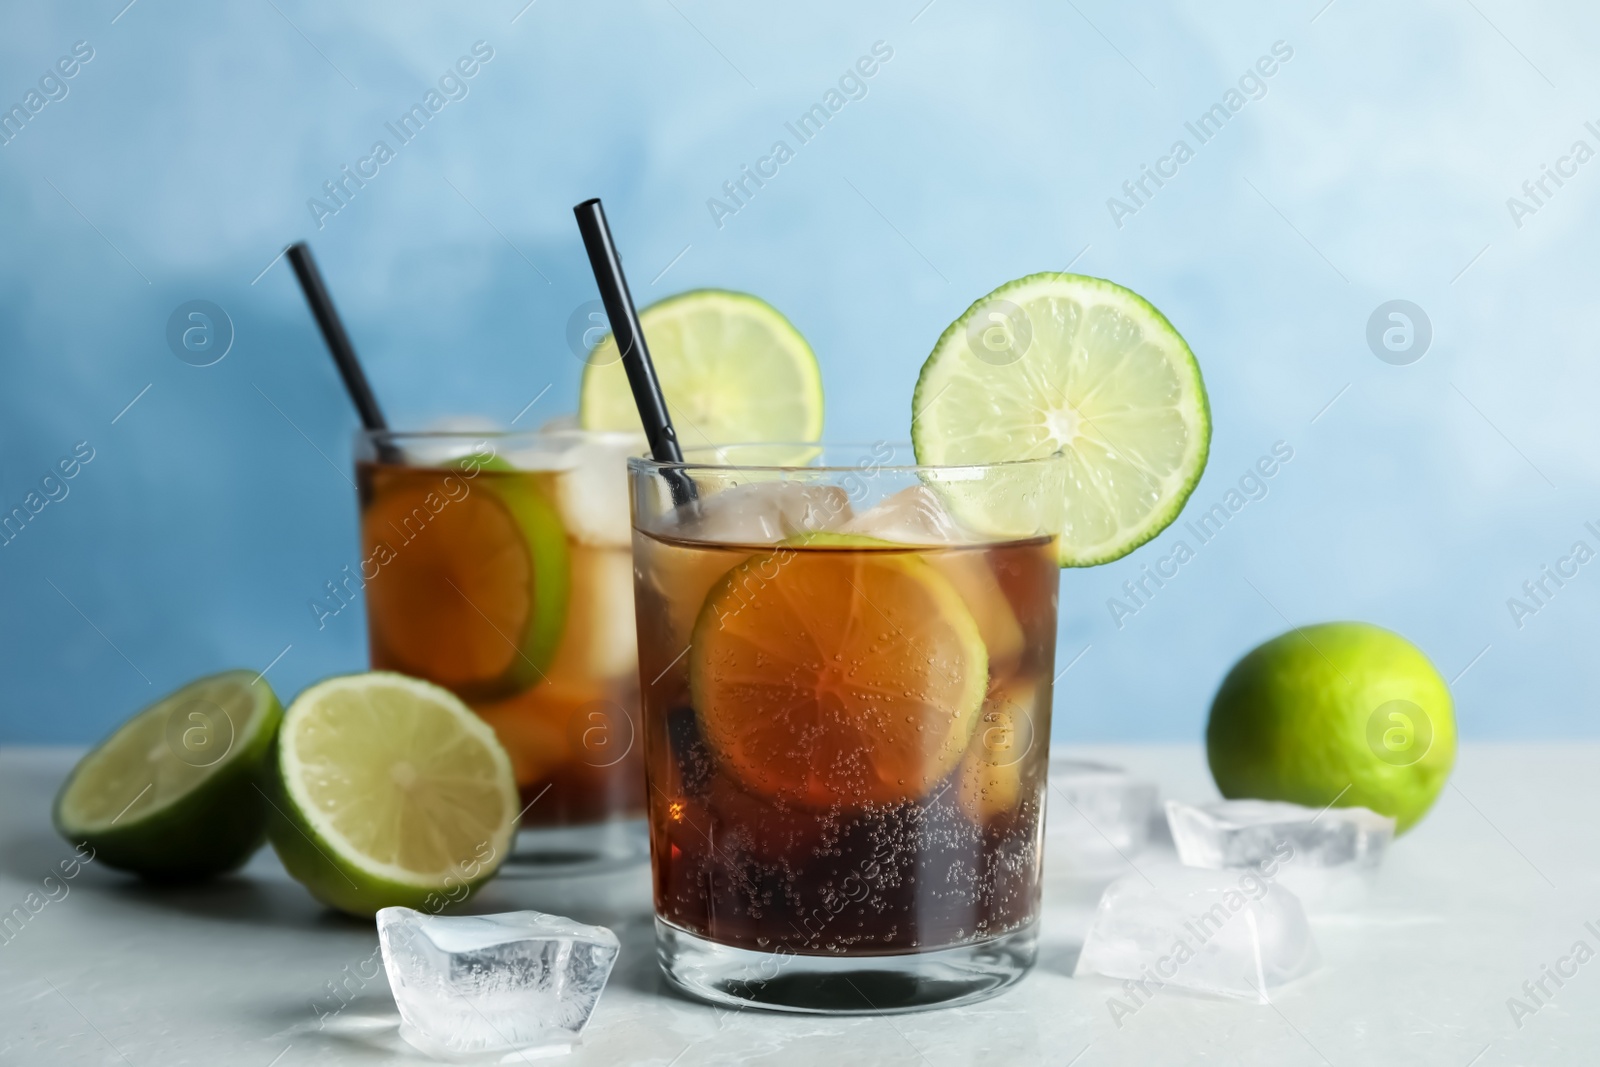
[1106,41,1294,229]
[705,41,894,230]
[307,42,495,229]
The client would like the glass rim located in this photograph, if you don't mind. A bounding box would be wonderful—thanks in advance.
[626,440,1068,475]
[357,427,644,445]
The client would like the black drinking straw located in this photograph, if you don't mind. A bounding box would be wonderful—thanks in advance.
[572,199,697,503]
[286,241,390,435]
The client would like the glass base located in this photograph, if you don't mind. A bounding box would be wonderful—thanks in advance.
[497,818,649,879]
[655,918,1038,1014]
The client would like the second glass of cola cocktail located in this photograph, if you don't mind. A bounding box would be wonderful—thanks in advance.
[354,427,647,871]
[630,443,1065,1012]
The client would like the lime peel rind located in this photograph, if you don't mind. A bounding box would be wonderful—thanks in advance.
[579,289,824,444]
[1205,622,1457,835]
[268,672,519,916]
[911,272,1210,567]
[52,669,283,882]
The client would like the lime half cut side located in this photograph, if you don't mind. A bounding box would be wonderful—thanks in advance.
[911,273,1210,566]
[267,672,519,917]
[579,289,824,447]
[53,669,283,882]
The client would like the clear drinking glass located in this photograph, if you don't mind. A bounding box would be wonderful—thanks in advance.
[354,428,648,872]
[629,442,1065,1013]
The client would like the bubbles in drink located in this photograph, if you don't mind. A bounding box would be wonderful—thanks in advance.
[635,529,1058,954]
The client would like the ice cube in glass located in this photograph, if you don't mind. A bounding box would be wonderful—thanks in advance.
[679,480,853,544]
[839,485,973,544]
[542,431,643,549]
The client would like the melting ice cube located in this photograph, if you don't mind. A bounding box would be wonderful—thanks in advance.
[377,907,619,1061]
[838,485,973,544]
[501,431,642,549]
[1074,865,1320,1002]
[1046,759,1159,870]
[680,481,852,544]
[542,544,637,683]
[1165,799,1395,910]
[398,417,507,466]
[546,433,643,549]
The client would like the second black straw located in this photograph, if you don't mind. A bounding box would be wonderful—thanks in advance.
[286,241,388,433]
[571,199,684,467]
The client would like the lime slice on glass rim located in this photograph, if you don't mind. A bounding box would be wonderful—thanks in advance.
[53,669,283,882]
[911,273,1210,566]
[266,672,520,917]
[579,289,823,448]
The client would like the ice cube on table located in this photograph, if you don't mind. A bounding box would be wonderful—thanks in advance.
[1046,758,1159,870]
[679,481,852,544]
[377,907,619,1061]
[1166,799,1395,910]
[1075,865,1320,1002]
[838,485,973,544]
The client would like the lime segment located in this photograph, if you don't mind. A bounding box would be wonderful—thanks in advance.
[362,465,569,703]
[956,680,1039,824]
[689,544,988,808]
[53,669,283,881]
[912,273,1210,566]
[579,289,823,445]
[268,672,520,916]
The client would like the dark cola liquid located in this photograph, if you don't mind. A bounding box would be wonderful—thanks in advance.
[635,532,1058,955]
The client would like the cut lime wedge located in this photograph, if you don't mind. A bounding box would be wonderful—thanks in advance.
[579,289,823,446]
[267,672,519,917]
[53,669,283,882]
[912,273,1210,566]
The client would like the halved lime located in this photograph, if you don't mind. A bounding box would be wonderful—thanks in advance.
[361,463,569,704]
[912,273,1210,566]
[53,669,283,882]
[267,672,520,917]
[579,289,824,445]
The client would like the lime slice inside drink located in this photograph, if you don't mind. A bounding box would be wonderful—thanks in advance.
[956,679,1039,824]
[53,669,283,882]
[579,289,824,446]
[266,672,520,916]
[362,461,569,704]
[690,536,988,808]
[912,273,1210,566]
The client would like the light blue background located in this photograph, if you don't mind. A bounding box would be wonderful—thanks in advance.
[2,0,1593,744]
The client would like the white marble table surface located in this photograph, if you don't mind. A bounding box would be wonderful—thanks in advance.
[1,743,1594,1066]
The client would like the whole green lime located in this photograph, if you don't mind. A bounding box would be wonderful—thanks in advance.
[1206,622,1455,834]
